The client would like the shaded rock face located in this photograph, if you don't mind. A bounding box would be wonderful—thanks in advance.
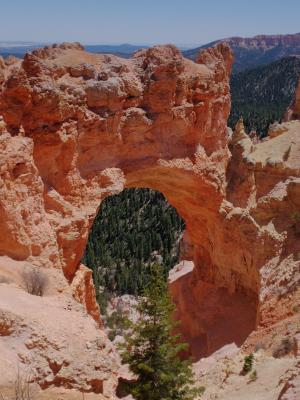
[286,77,300,121]
[0,42,299,370]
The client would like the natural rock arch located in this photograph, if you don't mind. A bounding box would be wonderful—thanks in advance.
[1,43,299,361]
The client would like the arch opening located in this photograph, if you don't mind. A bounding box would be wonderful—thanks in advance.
[81,183,259,361]
[83,187,185,311]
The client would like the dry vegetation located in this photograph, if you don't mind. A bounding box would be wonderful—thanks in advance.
[22,268,48,297]
[0,367,34,400]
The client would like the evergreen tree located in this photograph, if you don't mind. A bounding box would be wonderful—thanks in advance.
[120,265,200,400]
[229,56,300,137]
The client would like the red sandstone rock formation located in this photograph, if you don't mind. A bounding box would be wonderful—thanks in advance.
[0,42,234,322]
[170,117,300,358]
[0,42,299,396]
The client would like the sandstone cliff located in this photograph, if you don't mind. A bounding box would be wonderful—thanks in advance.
[184,32,300,71]
[0,42,299,398]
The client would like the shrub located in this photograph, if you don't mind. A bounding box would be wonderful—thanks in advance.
[106,309,131,341]
[273,338,294,358]
[292,305,300,313]
[249,370,257,382]
[198,386,206,395]
[0,367,34,399]
[14,367,34,400]
[254,342,266,352]
[241,353,254,375]
[291,211,300,223]
[22,268,48,296]
[0,276,11,284]
[290,211,300,235]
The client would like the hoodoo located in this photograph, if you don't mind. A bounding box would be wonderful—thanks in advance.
[0,43,299,397]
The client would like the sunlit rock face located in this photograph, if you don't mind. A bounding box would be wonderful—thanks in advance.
[0,41,299,378]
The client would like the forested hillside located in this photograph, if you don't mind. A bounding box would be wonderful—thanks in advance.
[229,56,300,136]
[83,189,185,310]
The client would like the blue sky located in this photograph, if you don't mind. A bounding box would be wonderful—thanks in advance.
[1,0,300,46]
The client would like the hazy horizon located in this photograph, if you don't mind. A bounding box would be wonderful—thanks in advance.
[1,0,300,46]
[1,30,300,50]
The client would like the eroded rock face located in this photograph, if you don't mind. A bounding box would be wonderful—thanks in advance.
[0,280,119,397]
[170,117,300,358]
[0,255,120,398]
[0,42,234,317]
[0,43,299,394]
[0,128,60,264]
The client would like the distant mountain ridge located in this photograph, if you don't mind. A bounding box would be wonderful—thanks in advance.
[183,32,300,72]
[0,41,47,58]
[0,42,148,59]
[2,33,300,71]
[0,41,39,47]
[199,33,300,49]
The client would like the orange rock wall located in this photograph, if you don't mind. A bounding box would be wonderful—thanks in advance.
[0,43,299,360]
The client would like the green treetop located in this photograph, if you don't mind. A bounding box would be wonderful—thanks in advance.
[120,265,201,400]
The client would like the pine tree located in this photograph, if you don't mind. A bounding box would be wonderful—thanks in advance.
[120,265,200,400]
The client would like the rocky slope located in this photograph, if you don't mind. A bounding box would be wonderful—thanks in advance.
[0,42,299,398]
[184,32,300,72]
[192,329,300,400]
[0,257,119,399]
